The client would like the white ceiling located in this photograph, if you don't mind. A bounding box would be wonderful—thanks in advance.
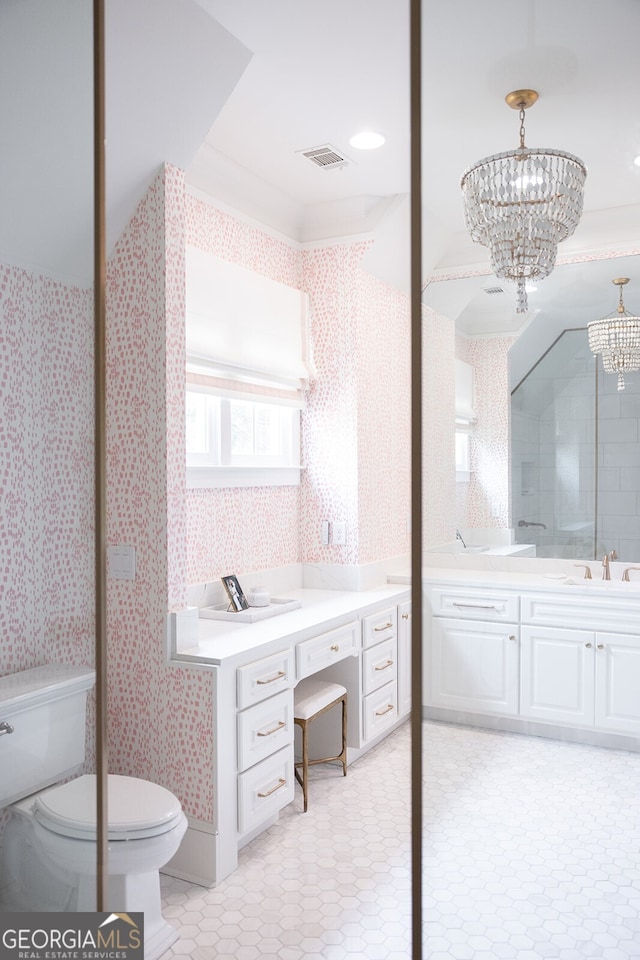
[187,0,640,342]
[6,0,640,350]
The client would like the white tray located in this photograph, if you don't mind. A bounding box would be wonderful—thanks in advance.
[198,597,302,623]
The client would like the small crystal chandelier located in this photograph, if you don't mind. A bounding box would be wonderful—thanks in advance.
[588,278,640,391]
[461,89,587,313]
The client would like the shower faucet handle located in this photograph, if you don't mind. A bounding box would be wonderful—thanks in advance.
[573,564,592,580]
[0,721,15,736]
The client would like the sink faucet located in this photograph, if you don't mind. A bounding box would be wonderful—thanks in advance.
[602,549,617,580]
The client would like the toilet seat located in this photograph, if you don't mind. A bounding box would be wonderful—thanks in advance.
[33,774,184,841]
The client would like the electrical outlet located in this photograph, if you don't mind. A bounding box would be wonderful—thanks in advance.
[332,520,346,545]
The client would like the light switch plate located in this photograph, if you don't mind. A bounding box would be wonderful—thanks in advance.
[332,521,346,545]
[108,544,136,581]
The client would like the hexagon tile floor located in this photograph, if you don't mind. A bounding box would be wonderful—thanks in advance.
[161,721,640,959]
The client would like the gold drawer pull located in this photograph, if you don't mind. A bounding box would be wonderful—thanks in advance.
[257,670,286,685]
[375,703,394,717]
[257,720,286,738]
[330,644,340,652]
[402,613,410,620]
[375,659,394,671]
[374,622,393,631]
[258,777,286,798]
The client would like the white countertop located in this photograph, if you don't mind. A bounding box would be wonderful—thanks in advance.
[172,585,411,668]
[388,566,640,598]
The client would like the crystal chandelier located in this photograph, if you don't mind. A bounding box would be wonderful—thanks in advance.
[588,278,640,391]
[461,89,587,313]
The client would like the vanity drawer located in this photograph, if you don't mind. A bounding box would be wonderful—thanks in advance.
[237,649,294,709]
[362,606,397,649]
[362,681,398,742]
[237,745,295,835]
[521,593,640,634]
[430,587,519,623]
[362,637,398,695]
[237,689,294,773]
[296,621,359,680]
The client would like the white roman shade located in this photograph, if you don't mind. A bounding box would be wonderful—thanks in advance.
[455,359,476,424]
[186,246,315,403]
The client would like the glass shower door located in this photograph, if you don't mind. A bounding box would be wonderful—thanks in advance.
[511,329,597,559]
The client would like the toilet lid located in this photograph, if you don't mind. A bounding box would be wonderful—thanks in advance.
[34,774,184,841]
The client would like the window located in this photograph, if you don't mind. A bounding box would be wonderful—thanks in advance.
[186,390,301,488]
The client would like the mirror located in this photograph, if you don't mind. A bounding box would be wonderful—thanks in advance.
[423,250,640,562]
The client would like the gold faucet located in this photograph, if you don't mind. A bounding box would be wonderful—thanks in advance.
[622,566,640,581]
[602,550,617,580]
[574,564,592,580]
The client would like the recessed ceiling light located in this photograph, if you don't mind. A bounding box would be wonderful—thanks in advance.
[349,131,385,150]
[634,155,640,167]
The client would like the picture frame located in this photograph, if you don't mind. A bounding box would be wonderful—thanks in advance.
[221,574,249,612]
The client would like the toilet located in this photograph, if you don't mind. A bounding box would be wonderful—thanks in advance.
[0,664,187,960]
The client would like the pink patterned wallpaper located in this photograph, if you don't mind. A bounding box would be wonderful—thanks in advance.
[456,335,515,529]
[184,200,411,580]
[1,169,412,828]
[423,306,457,546]
[105,166,214,821]
[0,264,96,766]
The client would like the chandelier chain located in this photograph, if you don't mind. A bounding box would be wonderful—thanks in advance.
[518,107,527,149]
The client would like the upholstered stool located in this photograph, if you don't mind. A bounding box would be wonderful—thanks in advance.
[293,678,348,812]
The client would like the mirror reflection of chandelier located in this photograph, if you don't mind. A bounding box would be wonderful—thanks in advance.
[588,278,640,391]
[460,89,587,314]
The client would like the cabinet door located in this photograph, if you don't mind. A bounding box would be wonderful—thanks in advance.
[520,625,595,726]
[595,632,640,735]
[430,618,519,715]
[397,601,412,718]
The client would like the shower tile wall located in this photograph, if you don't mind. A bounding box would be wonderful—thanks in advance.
[598,367,640,561]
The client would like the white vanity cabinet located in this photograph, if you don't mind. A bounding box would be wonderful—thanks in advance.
[425,577,640,744]
[521,594,640,737]
[169,585,411,888]
[235,650,296,835]
[427,586,519,717]
[361,606,398,742]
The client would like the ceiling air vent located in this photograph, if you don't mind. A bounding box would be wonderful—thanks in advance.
[299,144,351,170]
[483,285,506,295]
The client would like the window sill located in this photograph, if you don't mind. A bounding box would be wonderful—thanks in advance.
[187,465,303,489]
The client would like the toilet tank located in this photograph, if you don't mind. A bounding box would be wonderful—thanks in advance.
[0,664,95,808]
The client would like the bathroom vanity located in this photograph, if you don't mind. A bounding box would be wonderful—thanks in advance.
[419,569,640,748]
[168,585,411,886]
